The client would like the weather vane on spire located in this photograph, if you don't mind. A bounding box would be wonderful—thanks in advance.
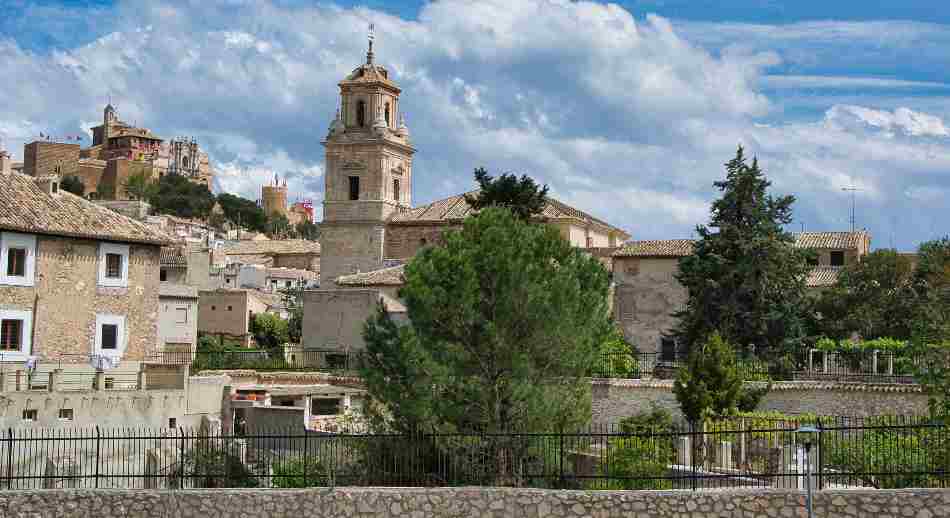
[367,23,375,64]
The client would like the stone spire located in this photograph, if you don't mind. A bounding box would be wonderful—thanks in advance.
[366,23,375,64]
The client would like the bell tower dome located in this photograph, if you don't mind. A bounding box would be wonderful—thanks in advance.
[320,26,415,284]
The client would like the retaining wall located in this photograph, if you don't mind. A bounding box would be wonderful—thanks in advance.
[1,487,947,517]
[592,379,930,425]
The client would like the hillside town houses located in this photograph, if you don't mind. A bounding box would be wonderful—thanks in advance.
[0,35,898,438]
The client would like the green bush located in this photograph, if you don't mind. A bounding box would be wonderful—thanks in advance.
[592,327,639,378]
[272,456,332,488]
[602,406,675,489]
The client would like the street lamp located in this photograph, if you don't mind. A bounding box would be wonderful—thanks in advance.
[795,425,820,518]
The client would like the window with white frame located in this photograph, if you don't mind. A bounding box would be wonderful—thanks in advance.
[0,232,36,287]
[0,309,32,360]
[94,314,126,358]
[175,307,188,324]
[98,243,130,287]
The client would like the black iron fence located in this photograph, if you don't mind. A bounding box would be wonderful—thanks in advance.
[1,416,946,490]
[591,349,922,383]
[160,347,366,374]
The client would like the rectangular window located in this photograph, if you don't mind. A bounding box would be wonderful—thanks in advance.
[830,251,845,267]
[22,409,37,421]
[660,338,677,362]
[393,178,400,201]
[6,248,25,277]
[311,398,342,416]
[1,233,36,286]
[58,408,73,421]
[0,319,22,351]
[175,308,188,324]
[349,176,360,200]
[101,324,118,350]
[168,417,177,429]
[98,243,129,287]
[105,253,122,278]
[160,269,168,282]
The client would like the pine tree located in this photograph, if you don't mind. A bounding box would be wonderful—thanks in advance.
[464,167,549,221]
[672,333,743,424]
[673,146,813,355]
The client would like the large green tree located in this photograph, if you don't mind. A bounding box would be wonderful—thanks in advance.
[295,220,321,240]
[123,171,156,201]
[672,333,743,424]
[217,192,268,233]
[360,207,612,435]
[912,237,950,343]
[673,147,813,355]
[464,167,549,221]
[814,250,919,340]
[148,174,216,219]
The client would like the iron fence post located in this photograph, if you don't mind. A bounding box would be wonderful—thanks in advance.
[94,426,101,489]
[179,427,185,489]
[304,427,310,486]
[5,428,13,489]
[559,428,565,488]
[817,418,824,491]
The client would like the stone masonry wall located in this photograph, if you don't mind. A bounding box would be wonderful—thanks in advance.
[0,235,161,362]
[592,379,931,425]
[22,142,81,178]
[1,488,947,518]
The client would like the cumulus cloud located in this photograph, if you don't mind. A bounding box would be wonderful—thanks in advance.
[1,0,949,249]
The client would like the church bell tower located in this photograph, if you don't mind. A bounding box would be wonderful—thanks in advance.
[321,26,415,284]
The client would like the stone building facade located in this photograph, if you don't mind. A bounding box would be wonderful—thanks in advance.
[0,172,170,365]
[22,105,215,200]
[612,232,872,354]
[303,39,630,352]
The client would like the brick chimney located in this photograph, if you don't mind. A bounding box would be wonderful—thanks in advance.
[0,149,11,175]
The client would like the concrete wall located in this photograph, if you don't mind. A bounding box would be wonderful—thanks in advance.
[591,379,931,426]
[197,290,250,338]
[612,256,686,354]
[0,234,161,362]
[185,247,213,289]
[302,289,381,351]
[1,488,947,518]
[0,372,225,430]
[158,296,198,349]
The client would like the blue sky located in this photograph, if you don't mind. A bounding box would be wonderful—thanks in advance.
[1,0,949,250]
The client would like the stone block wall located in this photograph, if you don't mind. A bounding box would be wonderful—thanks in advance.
[197,290,250,338]
[319,223,386,284]
[0,488,947,518]
[22,142,80,178]
[384,223,454,260]
[0,235,161,362]
[591,379,931,426]
[302,289,381,351]
[612,256,687,354]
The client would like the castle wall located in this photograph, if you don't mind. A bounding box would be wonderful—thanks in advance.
[23,142,81,178]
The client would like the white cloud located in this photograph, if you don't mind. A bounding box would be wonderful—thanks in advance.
[1,1,949,249]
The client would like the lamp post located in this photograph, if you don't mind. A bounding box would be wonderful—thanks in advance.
[795,425,820,518]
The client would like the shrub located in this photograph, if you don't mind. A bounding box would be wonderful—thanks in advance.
[272,456,331,488]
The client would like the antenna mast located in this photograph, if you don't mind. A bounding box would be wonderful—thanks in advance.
[841,183,863,232]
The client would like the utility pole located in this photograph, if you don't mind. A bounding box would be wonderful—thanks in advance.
[841,184,862,232]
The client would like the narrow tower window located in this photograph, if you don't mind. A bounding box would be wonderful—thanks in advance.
[349,176,360,201]
[393,178,400,201]
[384,102,391,126]
[356,101,366,127]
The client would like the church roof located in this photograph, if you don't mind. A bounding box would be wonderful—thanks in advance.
[340,63,400,91]
[388,191,630,238]
[336,264,406,286]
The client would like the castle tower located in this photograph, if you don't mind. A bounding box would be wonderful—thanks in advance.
[320,27,415,283]
[262,173,289,218]
[0,139,12,175]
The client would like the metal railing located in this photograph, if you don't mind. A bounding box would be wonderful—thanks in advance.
[591,349,922,384]
[0,416,945,490]
[162,346,366,374]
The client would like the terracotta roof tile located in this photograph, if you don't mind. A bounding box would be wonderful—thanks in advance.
[613,240,695,257]
[221,239,321,256]
[795,231,869,250]
[389,190,630,238]
[159,282,198,299]
[806,266,841,288]
[0,172,170,245]
[160,246,187,267]
[336,264,406,286]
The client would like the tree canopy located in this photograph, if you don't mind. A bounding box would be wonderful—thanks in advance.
[673,146,813,354]
[217,192,268,233]
[464,167,549,221]
[148,174,216,220]
[123,172,156,201]
[295,220,321,241]
[360,207,612,435]
[672,333,743,424]
[59,175,85,196]
[813,250,919,341]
